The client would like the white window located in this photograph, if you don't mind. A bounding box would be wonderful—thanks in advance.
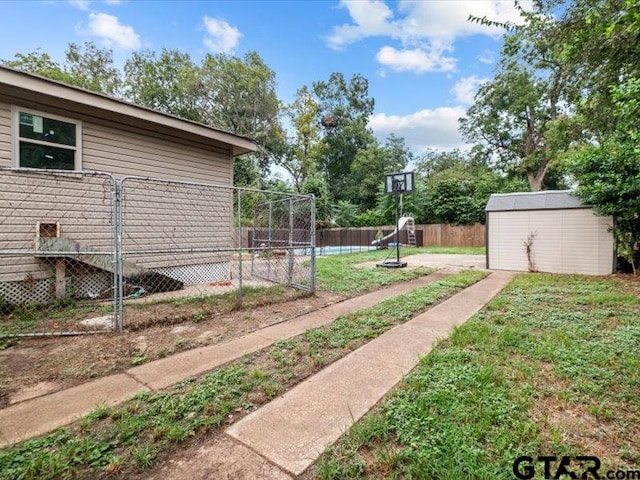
[13,108,81,170]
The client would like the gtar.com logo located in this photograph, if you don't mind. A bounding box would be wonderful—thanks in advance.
[513,456,640,479]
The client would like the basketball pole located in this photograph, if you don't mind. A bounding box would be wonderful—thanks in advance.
[394,180,401,264]
[377,172,411,269]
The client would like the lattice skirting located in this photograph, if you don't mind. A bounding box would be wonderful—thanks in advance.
[0,267,113,305]
[154,262,231,285]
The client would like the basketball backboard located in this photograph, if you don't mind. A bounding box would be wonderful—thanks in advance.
[384,171,415,195]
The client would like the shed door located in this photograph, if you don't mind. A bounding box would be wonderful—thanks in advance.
[488,209,614,275]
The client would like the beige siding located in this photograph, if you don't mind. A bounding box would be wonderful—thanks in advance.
[0,170,114,282]
[121,178,231,270]
[0,102,11,167]
[488,209,614,275]
[0,101,235,291]
[82,123,232,184]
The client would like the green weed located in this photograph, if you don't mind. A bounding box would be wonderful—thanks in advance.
[0,270,487,478]
[314,273,640,478]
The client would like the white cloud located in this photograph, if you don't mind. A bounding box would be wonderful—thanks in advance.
[86,12,140,49]
[327,0,398,49]
[328,0,531,72]
[451,75,489,104]
[394,1,528,43]
[376,45,456,73]
[68,0,122,10]
[369,106,468,152]
[203,16,242,53]
[68,0,91,10]
[478,49,496,65]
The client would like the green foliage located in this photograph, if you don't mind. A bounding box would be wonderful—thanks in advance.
[332,200,358,227]
[347,134,410,211]
[123,48,201,121]
[302,173,333,228]
[313,72,376,202]
[64,42,122,96]
[4,43,121,96]
[569,80,640,274]
[459,61,570,191]
[278,86,322,192]
[350,208,386,228]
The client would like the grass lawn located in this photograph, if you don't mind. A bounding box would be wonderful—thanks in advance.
[0,268,487,479]
[313,273,640,479]
[316,246,484,293]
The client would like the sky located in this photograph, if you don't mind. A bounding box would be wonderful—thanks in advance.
[0,0,526,156]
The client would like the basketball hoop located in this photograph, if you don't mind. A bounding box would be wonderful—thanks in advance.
[378,171,415,269]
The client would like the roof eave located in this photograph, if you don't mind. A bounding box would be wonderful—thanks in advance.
[0,65,258,156]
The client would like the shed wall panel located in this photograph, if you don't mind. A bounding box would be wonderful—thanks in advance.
[488,209,614,275]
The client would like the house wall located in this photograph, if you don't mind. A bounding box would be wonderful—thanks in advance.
[0,100,235,299]
[0,102,11,166]
[487,209,614,275]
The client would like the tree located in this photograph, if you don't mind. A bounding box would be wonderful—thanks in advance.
[199,51,283,181]
[3,43,122,96]
[65,42,122,96]
[302,173,333,228]
[124,49,202,122]
[278,86,321,192]
[313,72,375,201]
[348,134,409,211]
[459,61,573,191]
[570,78,640,274]
[332,200,359,227]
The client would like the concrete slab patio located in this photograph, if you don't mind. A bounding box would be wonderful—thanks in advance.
[227,271,514,476]
[358,252,486,271]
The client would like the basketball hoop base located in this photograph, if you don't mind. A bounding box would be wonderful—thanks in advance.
[376,260,407,269]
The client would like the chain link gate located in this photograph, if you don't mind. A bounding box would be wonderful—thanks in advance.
[250,194,316,291]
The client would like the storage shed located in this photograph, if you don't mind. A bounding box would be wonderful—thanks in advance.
[485,191,615,275]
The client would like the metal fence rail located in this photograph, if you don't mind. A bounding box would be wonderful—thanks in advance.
[0,168,315,336]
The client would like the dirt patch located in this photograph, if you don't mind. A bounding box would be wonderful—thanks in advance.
[529,362,639,468]
[0,288,344,408]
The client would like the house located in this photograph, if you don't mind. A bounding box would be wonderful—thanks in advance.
[0,65,257,304]
[485,191,615,275]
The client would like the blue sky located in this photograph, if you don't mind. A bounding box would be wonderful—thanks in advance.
[0,0,526,154]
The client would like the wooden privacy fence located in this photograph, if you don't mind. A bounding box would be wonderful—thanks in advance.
[316,223,484,248]
[241,223,485,249]
[419,223,485,248]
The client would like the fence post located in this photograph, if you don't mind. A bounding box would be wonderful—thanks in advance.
[310,195,316,293]
[237,190,243,307]
[288,197,294,285]
[114,178,124,331]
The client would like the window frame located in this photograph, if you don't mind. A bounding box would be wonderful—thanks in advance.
[12,106,82,171]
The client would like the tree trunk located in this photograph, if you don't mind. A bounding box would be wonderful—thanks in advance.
[527,160,549,191]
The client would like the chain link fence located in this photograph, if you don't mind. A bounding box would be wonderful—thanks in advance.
[0,168,315,337]
[0,168,118,336]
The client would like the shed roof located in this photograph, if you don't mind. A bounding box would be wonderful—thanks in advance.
[485,190,589,212]
[0,65,257,156]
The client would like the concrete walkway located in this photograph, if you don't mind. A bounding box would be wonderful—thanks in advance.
[226,271,515,476]
[0,272,447,448]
